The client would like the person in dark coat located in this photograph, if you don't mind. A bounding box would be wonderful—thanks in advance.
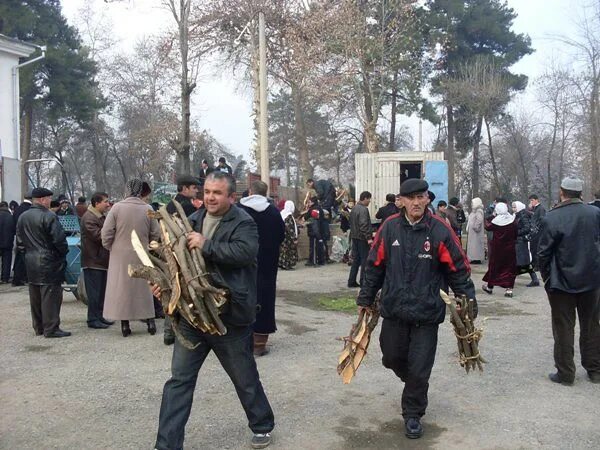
[512,201,540,286]
[304,197,326,266]
[9,200,19,214]
[198,159,213,187]
[538,177,600,385]
[153,172,275,450]
[482,202,518,297]
[80,192,113,329]
[216,156,233,175]
[589,190,600,208]
[239,180,285,357]
[376,193,400,225]
[0,201,16,283]
[347,191,372,287]
[306,178,336,214]
[75,197,87,217]
[357,178,476,439]
[11,194,32,286]
[16,188,70,338]
[528,194,546,282]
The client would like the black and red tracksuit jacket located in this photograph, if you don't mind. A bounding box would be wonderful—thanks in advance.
[357,209,476,325]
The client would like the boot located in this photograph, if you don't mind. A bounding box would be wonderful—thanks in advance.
[253,333,269,357]
[526,271,540,287]
[147,318,156,335]
[121,320,131,337]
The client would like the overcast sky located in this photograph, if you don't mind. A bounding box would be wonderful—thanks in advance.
[60,0,581,162]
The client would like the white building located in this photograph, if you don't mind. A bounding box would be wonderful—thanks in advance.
[0,34,40,202]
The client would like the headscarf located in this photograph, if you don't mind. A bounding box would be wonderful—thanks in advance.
[513,201,526,213]
[280,200,298,237]
[471,197,483,210]
[125,178,144,198]
[491,202,515,226]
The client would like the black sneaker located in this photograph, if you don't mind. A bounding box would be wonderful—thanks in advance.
[526,281,540,287]
[88,321,110,329]
[404,417,423,439]
[588,372,600,384]
[251,432,271,449]
[347,282,361,288]
[44,329,72,338]
[548,372,574,386]
[164,334,175,346]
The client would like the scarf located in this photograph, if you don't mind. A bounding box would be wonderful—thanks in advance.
[280,200,298,237]
[513,201,526,213]
[125,178,144,197]
[491,202,515,226]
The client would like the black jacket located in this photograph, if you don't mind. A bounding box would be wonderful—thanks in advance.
[0,207,15,249]
[375,203,400,224]
[315,180,336,209]
[16,204,68,285]
[515,209,532,267]
[357,210,476,325]
[13,200,31,227]
[537,199,600,293]
[166,193,197,217]
[188,205,259,327]
[349,203,371,241]
[530,203,546,238]
[304,204,325,239]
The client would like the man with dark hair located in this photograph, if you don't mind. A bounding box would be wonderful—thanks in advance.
[81,192,113,329]
[347,191,372,288]
[306,178,336,214]
[589,190,600,209]
[153,171,275,450]
[216,156,233,175]
[376,193,400,224]
[198,159,213,187]
[163,175,200,345]
[0,201,15,283]
[527,193,546,286]
[56,199,75,216]
[12,192,32,286]
[538,177,600,385]
[357,178,476,439]
[75,196,87,217]
[16,187,70,338]
[240,180,285,356]
[436,200,448,220]
[49,200,60,214]
[446,197,464,238]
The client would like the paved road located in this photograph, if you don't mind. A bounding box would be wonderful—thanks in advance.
[1,263,598,449]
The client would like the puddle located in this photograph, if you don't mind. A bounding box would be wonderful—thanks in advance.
[277,318,317,335]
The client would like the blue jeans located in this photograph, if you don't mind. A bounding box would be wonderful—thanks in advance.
[155,319,275,450]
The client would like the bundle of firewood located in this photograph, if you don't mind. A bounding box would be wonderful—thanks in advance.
[337,296,380,384]
[127,199,229,348]
[440,290,486,373]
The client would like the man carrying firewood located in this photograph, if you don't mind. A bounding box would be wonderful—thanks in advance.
[356,178,476,439]
[153,172,275,450]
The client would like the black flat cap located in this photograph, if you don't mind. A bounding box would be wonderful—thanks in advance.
[176,175,200,186]
[400,178,429,196]
[31,187,54,198]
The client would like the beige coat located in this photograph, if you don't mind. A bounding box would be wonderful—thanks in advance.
[101,197,160,320]
[466,207,486,262]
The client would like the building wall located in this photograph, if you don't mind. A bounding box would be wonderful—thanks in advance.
[0,50,19,160]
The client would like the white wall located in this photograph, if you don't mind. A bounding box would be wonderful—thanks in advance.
[0,50,19,160]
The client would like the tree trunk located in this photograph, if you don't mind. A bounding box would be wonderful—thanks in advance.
[290,82,312,182]
[364,121,379,153]
[20,103,33,198]
[389,70,398,151]
[547,115,558,205]
[484,117,501,195]
[90,111,106,192]
[590,79,600,194]
[250,25,261,170]
[362,71,379,154]
[174,0,192,177]
[446,104,456,196]
[471,115,483,198]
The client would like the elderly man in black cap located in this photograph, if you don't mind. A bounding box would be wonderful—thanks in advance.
[538,176,600,385]
[16,187,70,338]
[357,178,476,439]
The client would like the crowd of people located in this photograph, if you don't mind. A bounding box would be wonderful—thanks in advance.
[1,169,599,448]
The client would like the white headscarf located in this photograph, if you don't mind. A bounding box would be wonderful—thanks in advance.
[280,200,298,237]
[471,197,483,210]
[492,202,515,226]
[513,201,526,213]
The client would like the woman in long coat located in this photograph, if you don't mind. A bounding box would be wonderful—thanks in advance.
[279,201,299,270]
[482,202,518,297]
[512,201,540,286]
[466,197,485,263]
[102,179,160,337]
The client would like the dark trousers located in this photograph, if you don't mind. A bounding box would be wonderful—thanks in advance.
[547,288,600,381]
[83,268,107,323]
[308,237,324,265]
[1,247,12,282]
[12,251,26,284]
[348,239,369,285]
[530,236,540,271]
[28,283,63,335]
[379,318,439,418]
[155,319,275,450]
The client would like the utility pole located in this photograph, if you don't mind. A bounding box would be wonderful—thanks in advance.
[258,11,269,190]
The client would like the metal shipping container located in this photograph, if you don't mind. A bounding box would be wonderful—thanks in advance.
[355,152,448,218]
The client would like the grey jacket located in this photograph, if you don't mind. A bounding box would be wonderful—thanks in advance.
[349,203,371,241]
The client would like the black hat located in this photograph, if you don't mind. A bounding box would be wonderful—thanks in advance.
[176,175,200,186]
[31,187,54,198]
[428,191,436,202]
[400,178,429,196]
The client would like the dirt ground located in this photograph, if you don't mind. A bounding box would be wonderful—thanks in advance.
[1,262,599,449]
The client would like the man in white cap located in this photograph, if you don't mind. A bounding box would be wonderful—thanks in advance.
[538,176,600,385]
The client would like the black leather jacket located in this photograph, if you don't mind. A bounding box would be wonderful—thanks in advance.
[538,199,600,293]
[188,205,259,327]
[16,204,68,285]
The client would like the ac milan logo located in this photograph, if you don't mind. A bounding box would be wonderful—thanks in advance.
[423,241,431,252]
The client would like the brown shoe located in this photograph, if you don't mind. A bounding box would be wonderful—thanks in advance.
[253,333,270,357]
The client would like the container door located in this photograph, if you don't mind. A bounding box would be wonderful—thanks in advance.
[424,160,448,204]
